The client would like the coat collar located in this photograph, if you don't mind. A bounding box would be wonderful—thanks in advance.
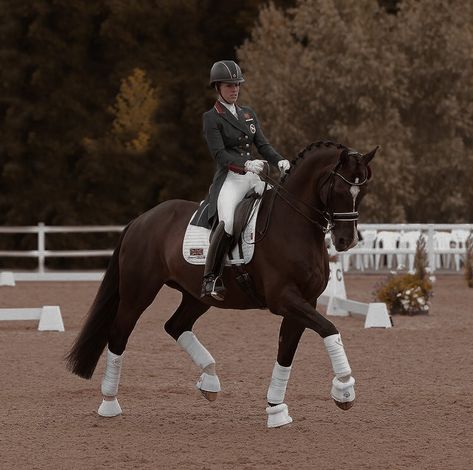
[213,101,250,135]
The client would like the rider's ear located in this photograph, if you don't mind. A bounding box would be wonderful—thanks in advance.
[362,146,379,165]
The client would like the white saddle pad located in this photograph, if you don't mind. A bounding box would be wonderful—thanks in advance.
[182,200,261,265]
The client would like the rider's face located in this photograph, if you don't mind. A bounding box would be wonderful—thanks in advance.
[219,82,240,103]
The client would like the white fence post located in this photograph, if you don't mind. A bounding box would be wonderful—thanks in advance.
[427,224,435,272]
[37,222,46,273]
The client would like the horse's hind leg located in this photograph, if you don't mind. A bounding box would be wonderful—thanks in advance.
[164,293,220,401]
[98,282,163,417]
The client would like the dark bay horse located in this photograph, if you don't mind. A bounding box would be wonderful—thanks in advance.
[66,141,377,427]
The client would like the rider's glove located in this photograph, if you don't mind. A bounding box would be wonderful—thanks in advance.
[244,159,265,175]
[278,159,291,173]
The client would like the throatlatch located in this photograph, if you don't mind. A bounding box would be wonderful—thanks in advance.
[201,221,233,301]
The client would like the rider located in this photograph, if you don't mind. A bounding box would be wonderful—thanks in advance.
[201,60,290,301]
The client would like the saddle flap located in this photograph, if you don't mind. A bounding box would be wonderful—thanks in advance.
[232,189,261,245]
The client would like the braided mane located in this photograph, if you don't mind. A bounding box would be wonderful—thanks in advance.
[282,140,348,183]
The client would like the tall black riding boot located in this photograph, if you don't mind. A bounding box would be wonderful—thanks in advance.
[201,221,233,301]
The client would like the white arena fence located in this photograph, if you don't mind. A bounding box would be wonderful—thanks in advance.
[0,223,472,281]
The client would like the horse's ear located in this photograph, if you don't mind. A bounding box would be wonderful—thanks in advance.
[340,148,350,164]
[362,146,379,165]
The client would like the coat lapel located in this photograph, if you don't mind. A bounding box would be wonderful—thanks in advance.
[213,101,250,135]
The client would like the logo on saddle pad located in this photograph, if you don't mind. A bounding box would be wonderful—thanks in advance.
[189,248,204,258]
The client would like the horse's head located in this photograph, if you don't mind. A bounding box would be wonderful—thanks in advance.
[319,146,378,252]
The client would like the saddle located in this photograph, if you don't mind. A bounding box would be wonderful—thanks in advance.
[183,189,262,266]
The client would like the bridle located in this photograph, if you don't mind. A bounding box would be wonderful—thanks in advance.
[255,152,369,239]
[322,153,369,228]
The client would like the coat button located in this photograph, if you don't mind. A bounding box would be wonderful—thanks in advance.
[246,152,250,156]
[240,153,243,156]
[245,144,249,148]
[245,135,248,139]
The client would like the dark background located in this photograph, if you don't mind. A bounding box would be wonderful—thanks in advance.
[1,0,471,267]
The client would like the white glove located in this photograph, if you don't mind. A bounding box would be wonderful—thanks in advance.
[244,159,265,174]
[278,159,291,173]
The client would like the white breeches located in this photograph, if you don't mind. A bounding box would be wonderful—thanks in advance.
[217,171,261,235]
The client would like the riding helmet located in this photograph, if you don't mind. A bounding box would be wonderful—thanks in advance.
[209,60,245,85]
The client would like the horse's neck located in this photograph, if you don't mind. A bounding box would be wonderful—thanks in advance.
[281,150,334,219]
[271,148,339,244]
[264,156,330,245]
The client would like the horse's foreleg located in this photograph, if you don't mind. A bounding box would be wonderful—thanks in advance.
[274,291,355,414]
[265,317,305,428]
[323,332,355,410]
[164,293,219,401]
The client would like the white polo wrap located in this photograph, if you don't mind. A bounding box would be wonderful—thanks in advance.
[324,333,352,378]
[101,348,124,397]
[267,362,292,404]
[196,372,221,393]
[177,331,215,370]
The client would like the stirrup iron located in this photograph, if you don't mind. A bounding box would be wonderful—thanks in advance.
[210,276,226,301]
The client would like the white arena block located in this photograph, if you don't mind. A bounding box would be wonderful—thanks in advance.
[364,303,392,329]
[0,271,15,286]
[38,306,65,331]
[0,306,64,331]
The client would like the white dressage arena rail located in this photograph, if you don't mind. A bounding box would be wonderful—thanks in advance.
[319,261,392,328]
[0,223,472,280]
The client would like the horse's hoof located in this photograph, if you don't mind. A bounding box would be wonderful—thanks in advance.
[98,397,122,417]
[200,390,218,402]
[334,399,355,411]
[196,372,221,401]
[266,403,293,428]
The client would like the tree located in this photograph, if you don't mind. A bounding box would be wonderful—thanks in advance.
[0,0,113,225]
[238,0,473,222]
[75,68,159,223]
[239,0,414,221]
[391,0,473,222]
[110,68,158,153]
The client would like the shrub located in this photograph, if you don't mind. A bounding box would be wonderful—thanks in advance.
[375,273,433,315]
[375,234,433,315]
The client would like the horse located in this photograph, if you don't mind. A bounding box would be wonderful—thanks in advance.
[66,140,377,428]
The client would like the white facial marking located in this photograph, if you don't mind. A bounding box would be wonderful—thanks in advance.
[350,178,360,210]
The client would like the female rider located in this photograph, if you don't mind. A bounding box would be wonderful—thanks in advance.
[201,60,290,300]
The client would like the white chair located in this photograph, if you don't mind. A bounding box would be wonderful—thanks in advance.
[375,231,400,270]
[433,231,456,270]
[355,230,377,271]
[451,229,471,270]
[398,231,421,271]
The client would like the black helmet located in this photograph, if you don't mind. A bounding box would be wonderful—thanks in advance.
[209,60,245,85]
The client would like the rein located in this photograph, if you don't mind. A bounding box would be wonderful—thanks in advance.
[244,152,369,243]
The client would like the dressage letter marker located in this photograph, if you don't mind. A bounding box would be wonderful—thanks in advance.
[319,261,391,329]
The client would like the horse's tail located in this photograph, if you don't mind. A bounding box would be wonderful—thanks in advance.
[65,224,130,379]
